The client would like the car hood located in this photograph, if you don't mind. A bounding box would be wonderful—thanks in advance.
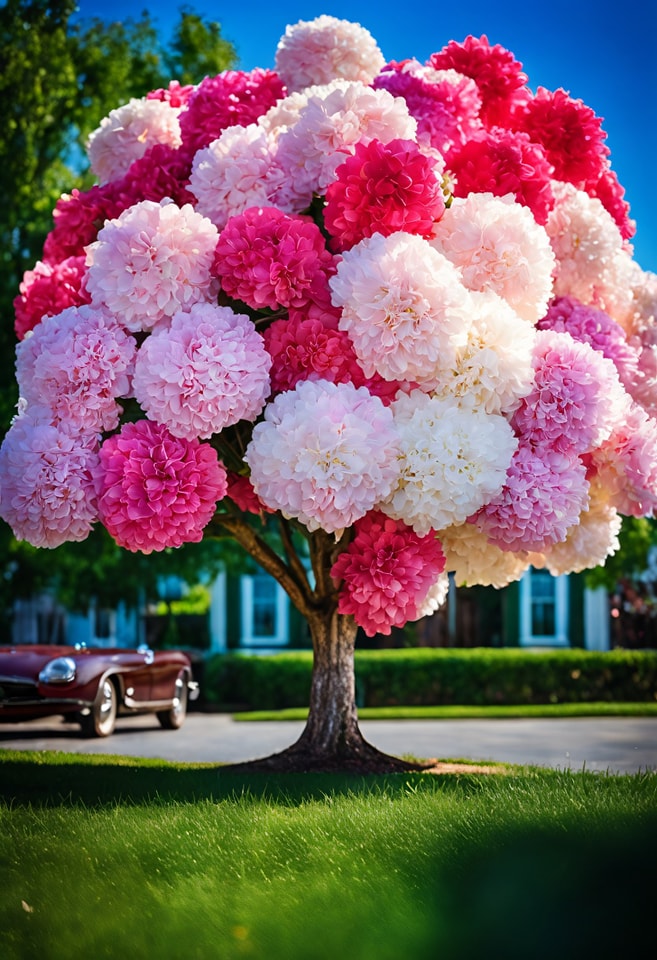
[0,645,191,683]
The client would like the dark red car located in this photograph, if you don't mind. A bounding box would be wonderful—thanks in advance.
[0,644,199,737]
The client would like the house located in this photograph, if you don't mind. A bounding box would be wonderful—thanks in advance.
[206,565,612,653]
[8,565,612,652]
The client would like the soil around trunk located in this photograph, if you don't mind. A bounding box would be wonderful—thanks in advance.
[219,736,504,775]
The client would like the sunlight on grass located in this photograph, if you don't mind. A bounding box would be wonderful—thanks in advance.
[232,701,657,721]
[1,752,656,959]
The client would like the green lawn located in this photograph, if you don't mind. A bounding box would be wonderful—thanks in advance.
[232,700,657,721]
[1,751,656,959]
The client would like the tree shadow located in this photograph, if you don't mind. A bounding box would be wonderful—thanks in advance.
[0,752,493,808]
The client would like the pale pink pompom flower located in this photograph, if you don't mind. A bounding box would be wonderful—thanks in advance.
[537,295,640,390]
[584,400,657,517]
[87,98,182,185]
[85,199,220,332]
[381,390,518,535]
[96,420,227,554]
[274,82,417,210]
[0,409,99,548]
[257,82,351,141]
[244,379,401,534]
[188,124,288,229]
[431,291,536,416]
[430,192,555,323]
[330,232,471,385]
[512,329,628,456]
[330,510,446,636]
[546,182,627,309]
[275,15,385,92]
[472,444,590,552]
[133,303,271,440]
[16,304,136,433]
[440,522,532,588]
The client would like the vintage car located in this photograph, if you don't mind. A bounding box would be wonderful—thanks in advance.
[0,643,199,737]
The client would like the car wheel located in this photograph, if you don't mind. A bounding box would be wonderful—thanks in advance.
[80,677,118,738]
[157,672,188,730]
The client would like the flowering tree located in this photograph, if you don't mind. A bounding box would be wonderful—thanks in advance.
[2,15,657,771]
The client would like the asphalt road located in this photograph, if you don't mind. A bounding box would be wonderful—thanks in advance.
[1,713,656,774]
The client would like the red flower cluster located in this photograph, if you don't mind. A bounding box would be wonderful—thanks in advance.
[324,138,445,250]
[331,511,446,636]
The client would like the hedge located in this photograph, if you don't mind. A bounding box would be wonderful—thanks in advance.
[201,648,657,710]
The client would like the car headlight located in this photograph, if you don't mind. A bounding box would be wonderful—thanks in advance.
[38,657,77,684]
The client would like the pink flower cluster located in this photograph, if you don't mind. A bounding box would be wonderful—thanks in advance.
[0,410,99,548]
[331,511,446,635]
[16,304,136,433]
[511,330,625,456]
[85,199,220,332]
[213,206,336,310]
[2,15,654,628]
[133,303,271,439]
[178,69,285,156]
[13,256,90,339]
[373,60,482,154]
[472,444,590,552]
[429,34,529,127]
[446,128,555,225]
[96,420,227,554]
[324,138,445,249]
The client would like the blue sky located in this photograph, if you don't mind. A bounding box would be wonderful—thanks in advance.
[74,0,656,271]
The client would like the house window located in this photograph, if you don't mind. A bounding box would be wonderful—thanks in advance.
[240,571,289,647]
[519,568,569,646]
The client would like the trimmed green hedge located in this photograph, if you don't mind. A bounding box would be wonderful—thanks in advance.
[201,648,657,710]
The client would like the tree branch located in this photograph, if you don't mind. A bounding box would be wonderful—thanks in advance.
[207,514,313,617]
[308,528,347,611]
[278,516,312,595]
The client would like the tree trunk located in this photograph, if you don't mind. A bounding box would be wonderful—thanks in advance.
[223,607,432,773]
[213,521,435,773]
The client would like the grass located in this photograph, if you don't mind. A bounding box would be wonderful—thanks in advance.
[1,751,656,959]
[232,700,657,721]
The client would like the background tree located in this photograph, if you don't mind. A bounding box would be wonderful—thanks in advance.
[0,0,237,630]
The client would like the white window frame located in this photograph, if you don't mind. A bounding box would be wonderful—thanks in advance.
[240,572,289,647]
[519,568,569,647]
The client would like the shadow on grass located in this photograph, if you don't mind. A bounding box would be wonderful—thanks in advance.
[0,749,513,807]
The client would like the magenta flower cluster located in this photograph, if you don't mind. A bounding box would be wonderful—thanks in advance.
[2,15,655,634]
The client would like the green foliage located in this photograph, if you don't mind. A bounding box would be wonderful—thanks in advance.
[204,650,315,709]
[154,583,211,616]
[1,755,656,959]
[165,6,236,84]
[586,515,657,590]
[202,648,657,709]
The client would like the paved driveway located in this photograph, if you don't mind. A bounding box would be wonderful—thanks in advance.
[1,713,655,774]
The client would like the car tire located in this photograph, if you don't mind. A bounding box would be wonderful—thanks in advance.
[157,672,188,730]
[80,677,118,738]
